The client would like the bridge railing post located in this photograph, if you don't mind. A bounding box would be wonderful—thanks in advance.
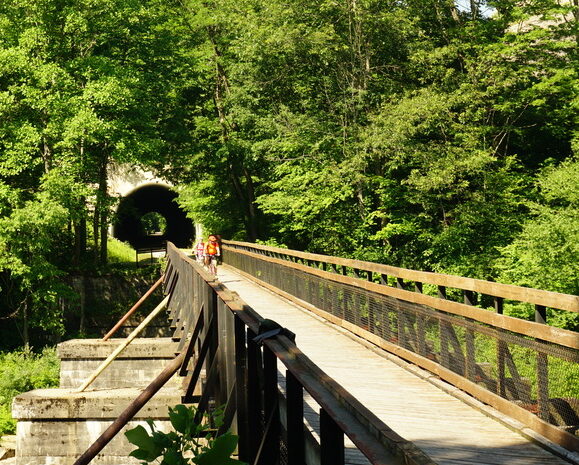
[320,408,345,465]
[286,370,305,465]
[234,315,249,462]
[246,327,263,462]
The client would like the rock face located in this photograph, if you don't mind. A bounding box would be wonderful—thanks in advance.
[12,338,187,465]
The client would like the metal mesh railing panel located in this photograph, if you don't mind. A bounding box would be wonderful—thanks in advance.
[224,248,579,437]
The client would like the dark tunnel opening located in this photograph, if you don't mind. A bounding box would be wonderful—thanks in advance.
[113,184,193,249]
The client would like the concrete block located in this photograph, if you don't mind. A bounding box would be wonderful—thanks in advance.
[12,388,181,420]
[12,387,183,465]
[57,338,179,360]
[57,338,181,389]
[15,419,172,463]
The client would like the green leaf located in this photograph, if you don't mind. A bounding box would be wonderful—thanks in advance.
[193,434,244,465]
[160,448,186,465]
[129,448,157,461]
[125,425,153,449]
[169,404,193,434]
[125,425,163,460]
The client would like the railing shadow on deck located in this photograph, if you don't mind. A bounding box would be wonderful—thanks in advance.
[221,239,579,458]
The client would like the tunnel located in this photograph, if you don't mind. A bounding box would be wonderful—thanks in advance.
[113,183,193,249]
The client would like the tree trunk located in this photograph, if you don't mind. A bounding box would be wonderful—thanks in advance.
[42,136,53,174]
[79,275,86,335]
[208,27,260,239]
[97,154,109,265]
[22,298,29,349]
[449,0,461,23]
[73,199,87,266]
[80,202,87,260]
[93,206,100,259]
[572,0,578,45]
[242,167,259,241]
[470,0,478,19]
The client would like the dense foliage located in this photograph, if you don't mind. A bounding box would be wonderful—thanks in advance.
[0,0,577,346]
[171,0,577,293]
[0,0,195,347]
[0,347,59,435]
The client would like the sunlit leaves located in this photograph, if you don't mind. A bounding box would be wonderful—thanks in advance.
[497,158,579,297]
[125,404,246,465]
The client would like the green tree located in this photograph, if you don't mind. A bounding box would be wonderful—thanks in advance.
[0,0,199,346]
[0,176,72,345]
[497,158,579,295]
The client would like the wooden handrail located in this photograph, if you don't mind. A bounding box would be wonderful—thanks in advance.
[223,246,579,349]
[164,242,434,465]
[222,240,579,313]
[221,241,579,452]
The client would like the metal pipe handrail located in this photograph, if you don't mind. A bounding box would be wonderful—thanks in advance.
[102,275,164,341]
[72,351,186,465]
[77,295,170,392]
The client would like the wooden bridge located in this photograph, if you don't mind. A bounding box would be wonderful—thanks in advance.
[74,240,578,465]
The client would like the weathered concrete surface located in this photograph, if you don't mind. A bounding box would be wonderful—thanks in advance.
[12,388,182,465]
[12,388,180,419]
[15,419,172,465]
[58,338,181,389]
[57,338,178,359]
[12,337,194,465]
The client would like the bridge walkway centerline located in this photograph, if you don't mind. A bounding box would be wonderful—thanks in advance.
[217,265,572,465]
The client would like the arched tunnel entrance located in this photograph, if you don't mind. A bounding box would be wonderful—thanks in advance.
[113,184,193,249]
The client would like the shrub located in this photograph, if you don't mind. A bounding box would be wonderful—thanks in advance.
[0,346,60,435]
[125,404,246,465]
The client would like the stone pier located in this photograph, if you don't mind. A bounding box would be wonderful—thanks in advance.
[12,338,187,465]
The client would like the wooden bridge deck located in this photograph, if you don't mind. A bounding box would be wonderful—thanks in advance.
[217,266,572,465]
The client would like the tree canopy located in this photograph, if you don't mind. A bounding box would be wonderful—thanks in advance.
[0,0,577,345]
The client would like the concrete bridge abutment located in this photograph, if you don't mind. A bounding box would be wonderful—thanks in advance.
[12,338,189,465]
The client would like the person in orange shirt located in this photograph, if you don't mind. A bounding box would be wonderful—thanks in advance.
[203,234,221,275]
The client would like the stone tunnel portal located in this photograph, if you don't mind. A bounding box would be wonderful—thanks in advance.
[113,183,193,249]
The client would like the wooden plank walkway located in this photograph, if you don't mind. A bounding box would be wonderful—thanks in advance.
[217,266,573,465]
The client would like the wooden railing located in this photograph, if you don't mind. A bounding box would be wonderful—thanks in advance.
[222,240,578,316]
[222,240,579,453]
[165,242,435,465]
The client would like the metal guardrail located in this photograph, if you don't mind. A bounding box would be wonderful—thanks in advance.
[222,240,579,453]
[136,245,166,266]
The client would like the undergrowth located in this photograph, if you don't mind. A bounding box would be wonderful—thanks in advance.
[0,347,60,435]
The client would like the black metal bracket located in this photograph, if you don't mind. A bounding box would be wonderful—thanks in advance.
[252,318,295,345]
